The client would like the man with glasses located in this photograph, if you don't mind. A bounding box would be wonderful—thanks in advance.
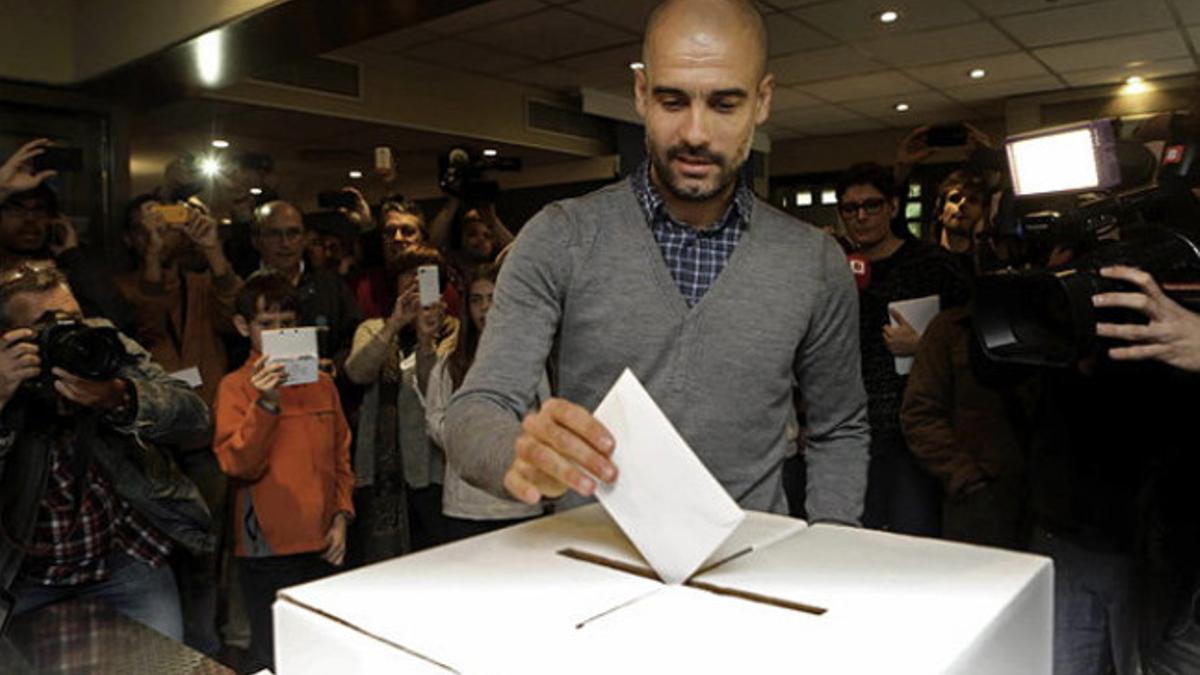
[834,162,969,537]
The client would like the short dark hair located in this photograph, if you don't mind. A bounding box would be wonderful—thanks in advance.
[938,168,988,201]
[835,162,897,202]
[235,271,300,321]
[0,260,68,329]
[124,193,159,231]
[393,243,444,277]
[380,199,428,239]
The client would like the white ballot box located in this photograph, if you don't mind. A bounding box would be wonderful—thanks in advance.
[274,505,1051,674]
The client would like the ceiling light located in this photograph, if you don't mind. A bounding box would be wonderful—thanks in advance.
[1125,75,1144,85]
[820,189,838,205]
[969,68,986,80]
[211,139,230,149]
[249,187,263,196]
[483,149,499,157]
[348,170,363,179]
[894,102,910,112]
[795,191,814,207]
[1121,76,1150,95]
[878,10,900,23]
[194,30,224,87]
[200,156,222,177]
[630,62,645,70]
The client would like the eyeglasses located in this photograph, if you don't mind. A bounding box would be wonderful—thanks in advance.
[258,227,305,242]
[837,198,887,216]
[0,260,58,289]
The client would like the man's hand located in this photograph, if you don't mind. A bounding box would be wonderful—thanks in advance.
[504,398,617,504]
[322,512,348,566]
[47,217,79,257]
[52,368,128,410]
[385,278,421,334]
[250,355,287,405]
[1093,266,1200,373]
[415,301,445,350]
[895,125,934,168]
[0,139,56,200]
[0,329,40,408]
[181,208,220,251]
[883,309,921,357]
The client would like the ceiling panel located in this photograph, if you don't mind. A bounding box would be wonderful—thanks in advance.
[1058,57,1198,87]
[788,0,979,42]
[354,27,439,54]
[998,0,1175,48]
[406,38,536,74]
[799,70,929,103]
[766,11,838,56]
[969,0,1102,18]
[791,117,889,135]
[563,0,657,34]
[557,42,642,76]
[1034,30,1189,73]
[841,90,973,125]
[420,0,546,36]
[771,85,825,111]
[854,22,1018,67]
[459,7,636,62]
[770,104,870,127]
[942,74,1065,103]
[506,64,591,90]
[769,45,884,84]
[903,52,1052,87]
[1170,0,1200,24]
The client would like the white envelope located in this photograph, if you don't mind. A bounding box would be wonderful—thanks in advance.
[888,294,941,375]
[591,369,745,584]
[261,327,320,386]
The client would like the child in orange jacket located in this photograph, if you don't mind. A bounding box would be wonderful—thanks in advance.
[213,272,354,671]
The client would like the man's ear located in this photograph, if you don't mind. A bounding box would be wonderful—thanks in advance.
[755,73,775,126]
[233,315,250,338]
[633,67,649,120]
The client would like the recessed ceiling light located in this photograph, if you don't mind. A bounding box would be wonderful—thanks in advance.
[483,148,499,157]
[200,156,221,177]
[211,139,230,149]
[348,170,363,179]
[629,62,645,70]
[1121,75,1150,95]
[1125,75,1144,85]
[878,10,900,23]
[249,187,263,195]
[894,102,910,112]
[969,68,986,80]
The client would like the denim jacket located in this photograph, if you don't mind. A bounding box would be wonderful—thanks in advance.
[0,321,215,592]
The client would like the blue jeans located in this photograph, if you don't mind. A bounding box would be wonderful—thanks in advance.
[11,550,183,641]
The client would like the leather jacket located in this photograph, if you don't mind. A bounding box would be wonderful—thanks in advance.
[0,322,214,592]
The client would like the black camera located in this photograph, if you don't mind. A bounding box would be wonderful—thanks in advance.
[974,115,1200,367]
[21,314,129,399]
[438,147,522,203]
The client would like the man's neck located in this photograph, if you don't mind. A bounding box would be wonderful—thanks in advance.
[266,260,304,285]
[940,228,973,253]
[861,234,904,262]
[650,165,736,230]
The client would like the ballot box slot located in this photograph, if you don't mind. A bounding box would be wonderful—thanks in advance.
[558,547,827,622]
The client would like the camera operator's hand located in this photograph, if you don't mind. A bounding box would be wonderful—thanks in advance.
[47,216,79,257]
[883,309,921,357]
[52,368,129,411]
[0,329,40,409]
[0,139,56,202]
[1093,266,1200,373]
[182,207,233,278]
[340,186,373,230]
[894,126,933,183]
[963,122,994,151]
[504,398,617,504]
[251,355,288,406]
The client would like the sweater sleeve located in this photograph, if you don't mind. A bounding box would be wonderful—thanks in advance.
[424,355,454,451]
[343,319,389,385]
[794,235,871,526]
[901,311,982,496]
[445,205,574,498]
[213,376,279,480]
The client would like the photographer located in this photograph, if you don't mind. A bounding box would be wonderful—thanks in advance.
[0,262,213,639]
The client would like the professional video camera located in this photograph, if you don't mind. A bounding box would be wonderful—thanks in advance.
[974,114,1200,367]
[20,312,129,400]
[438,147,521,203]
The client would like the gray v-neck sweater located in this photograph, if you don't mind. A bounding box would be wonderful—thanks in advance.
[445,180,869,524]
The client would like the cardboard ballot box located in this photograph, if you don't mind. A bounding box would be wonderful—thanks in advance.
[274,505,1052,674]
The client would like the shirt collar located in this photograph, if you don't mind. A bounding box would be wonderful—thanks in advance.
[631,160,755,233]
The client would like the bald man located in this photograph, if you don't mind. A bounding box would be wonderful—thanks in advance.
[445,0,869,523]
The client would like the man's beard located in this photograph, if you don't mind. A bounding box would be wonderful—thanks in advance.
[647,141,744,203]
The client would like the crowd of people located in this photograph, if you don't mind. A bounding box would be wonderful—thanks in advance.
[0,1,1198,674]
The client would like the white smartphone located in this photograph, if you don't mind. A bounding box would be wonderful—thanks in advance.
[374,146,393,174]
[417,265,440,307]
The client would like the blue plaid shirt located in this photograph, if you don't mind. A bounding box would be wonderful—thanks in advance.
[631,161,754,306]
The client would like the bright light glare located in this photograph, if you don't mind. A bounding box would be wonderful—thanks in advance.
[1121,75,1150,95]
[194,31,224,87]
[249,187,263,195]
[796,191,814,207]
[879,10,899,23]
[894,102,910,112]
[820,189,838,205]
[629,62,645,70]
[1008,129,1098,196]
[211,139,230,149]
[348,170,363,179]
[483,149,499,157]
[200,157,222,178]
[969,68,986,79]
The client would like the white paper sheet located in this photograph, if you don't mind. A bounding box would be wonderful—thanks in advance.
[168,366,203,389]
[887,294,941,375]
[261,327,320,386]
[591,369,745,584]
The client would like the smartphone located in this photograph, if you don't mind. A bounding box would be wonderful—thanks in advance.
[154,203,190,225]
[375,146,393,174]
[417,265,440,307]
[317,190,358,210]
[31,146,83,173]
[925,123,969,147]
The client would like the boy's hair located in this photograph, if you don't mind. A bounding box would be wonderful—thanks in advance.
[834,162,896,202]
[236,271,300,320]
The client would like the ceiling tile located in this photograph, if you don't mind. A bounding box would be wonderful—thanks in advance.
[903,52,1052,87]
[969,0,1102,18]
[998,0,1175,48]
[799,70,929,103]
[855,22,1018,67]
[460,8,635,61]
[1174,0,1200,24]
[771,85,825,111]
[788,0,980,42]
[420,0,546,36]
[563,0,656,34]
[942,74,1065,103]
[557,42,642,75]
[505,64,588,91]
[405,38,536,75]
[795,118,889,135]
[770,45,885,84]
[770,104,869,127]
[353,27,439,54]
[841,90,973,125]
[1034,29,1188,72]
[765,12,838,56]
[1058,57,1198,87]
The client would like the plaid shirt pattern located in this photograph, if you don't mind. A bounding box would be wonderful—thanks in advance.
[631,161,754,307]
[22,433,172,587]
